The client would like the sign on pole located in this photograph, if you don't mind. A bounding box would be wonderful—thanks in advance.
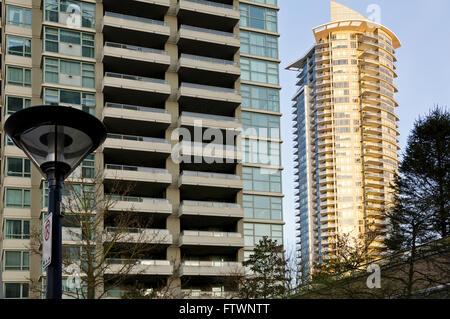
[42,213,52,269]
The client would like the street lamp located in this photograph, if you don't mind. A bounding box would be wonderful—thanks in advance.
[4,105,107,299]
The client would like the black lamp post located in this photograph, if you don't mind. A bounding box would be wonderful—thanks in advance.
[4,105,106,299]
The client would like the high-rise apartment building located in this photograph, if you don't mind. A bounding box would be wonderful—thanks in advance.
[0,0,282,299]
[288,1,400,277]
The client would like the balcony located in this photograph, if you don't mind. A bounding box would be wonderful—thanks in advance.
[180,260,244,277]
[104,164,171,197]
[105,259,173,276]
[179,200,243,219]
[102,12,170,48]
[102,0,170,21]
[107,195,172,215]
[179,231,244,248]
[177,25,240,60]
[103,42,170,77]
[178,111,241,131]
[177,0,239,32]
[102,72,170,105]
[182,290,238,299]
[103,103,171,135]
[103,134,171,167]
[178,82,240,117]
[177,53,240,87]
[178,142,241,163]
[104,227,173,244]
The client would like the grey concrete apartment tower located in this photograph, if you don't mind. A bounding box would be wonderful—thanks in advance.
[0,0,282,298]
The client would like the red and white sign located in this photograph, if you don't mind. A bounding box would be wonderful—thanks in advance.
[42,213,52,269]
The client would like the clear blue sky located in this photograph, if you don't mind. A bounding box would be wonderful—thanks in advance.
[280,0,450,252]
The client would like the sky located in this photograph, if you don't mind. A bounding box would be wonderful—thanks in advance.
[279,0,450,253]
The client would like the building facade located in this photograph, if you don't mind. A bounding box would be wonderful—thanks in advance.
[0,0,282,298]
[288,1,400,277]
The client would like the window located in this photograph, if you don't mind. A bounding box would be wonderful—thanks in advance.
[241,85,279,112]
[244,195,282,220]
[6,36,31,57]
[240,31,278,58]
[5,188,31,208]
[7,67,31,87]
[251,0,277,5]
[6,96,31,114]
[3,251,30,271]
[7,6,32,28]
[242,112,280,139]
[44,27,95,58]
[241,57,279,85]
[243,167,281,193]
[240,4,277,32]
[81,154,95,178]
[244,223,283,246]
[44,0,95,29]
[4,220,30,239]
[244,139,281,166]
[3,283,30,299]
[43,88,96,115]
[44,57,95,88]
[6,157,31,178]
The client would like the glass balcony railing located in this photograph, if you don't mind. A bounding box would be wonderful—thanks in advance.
[181,82,239,94]
[181,111,239,122]
[182,261,242,267]
[180,53,238,66]
[182,170,241,180]
[105,227,171,235]
[180,24,238,39]
[105,11,167,26]
[106,194,170,204]
[106,133,168,144]
[104,42,168,55]
[182,200,241,209]
[181,230,242,238]
[105,102,168,114]
[184,0,236,10]
[105,72,168,84]
[106,258,171,266]
[105,164,169,174]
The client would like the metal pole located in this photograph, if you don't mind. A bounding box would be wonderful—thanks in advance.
[46,168,64,299]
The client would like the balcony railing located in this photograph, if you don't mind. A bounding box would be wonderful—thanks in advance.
[105,164,169,174]
[104,41,168,55]
[181,111,239,122]
[181,53,238,66]
[182,261,242,267]
[106,258,171,266]
[105,227,170,235]
[184,0,236,10]
[106,194,169,204]
[105,102,168,114]
[106,133,168,144]
[105,11,167,26]
[182,170,241,180]
[181,231,242,238]
[180,82,239,94]
[105,72,168,85]
[180,24,238,39]
[182,200,241,209]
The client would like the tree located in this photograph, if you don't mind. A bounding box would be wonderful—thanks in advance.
[238,237,290,299]
[399,106,449,237]
[385,106,450,298]
[29,170,168,299]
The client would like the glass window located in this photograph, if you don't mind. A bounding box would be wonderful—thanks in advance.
[243,167,282,193]
[242,112,280,139]
[7,6,32,28]
[241,57,279,85]
[82,154,95,178]
[5,188,31,208]
[243,195,282,220]
[6,157,31,178]
[7,67,32,87]
[240,31,278,59]
[3,251,30,271]
[6,96,31,115]
[4,220,30,240]
[43,0,95,29]
[6,36,31,57]
[44,58,95,88]
[244,223,283,246]
[240,4,277,32]
[43,88,95,115]
[241,85,279,112]
[44,27,95,58]
[3,283,29,299]
[243,139,281,166]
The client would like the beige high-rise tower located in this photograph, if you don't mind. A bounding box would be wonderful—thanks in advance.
[288,1,400,277]
[0,0,283,298]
